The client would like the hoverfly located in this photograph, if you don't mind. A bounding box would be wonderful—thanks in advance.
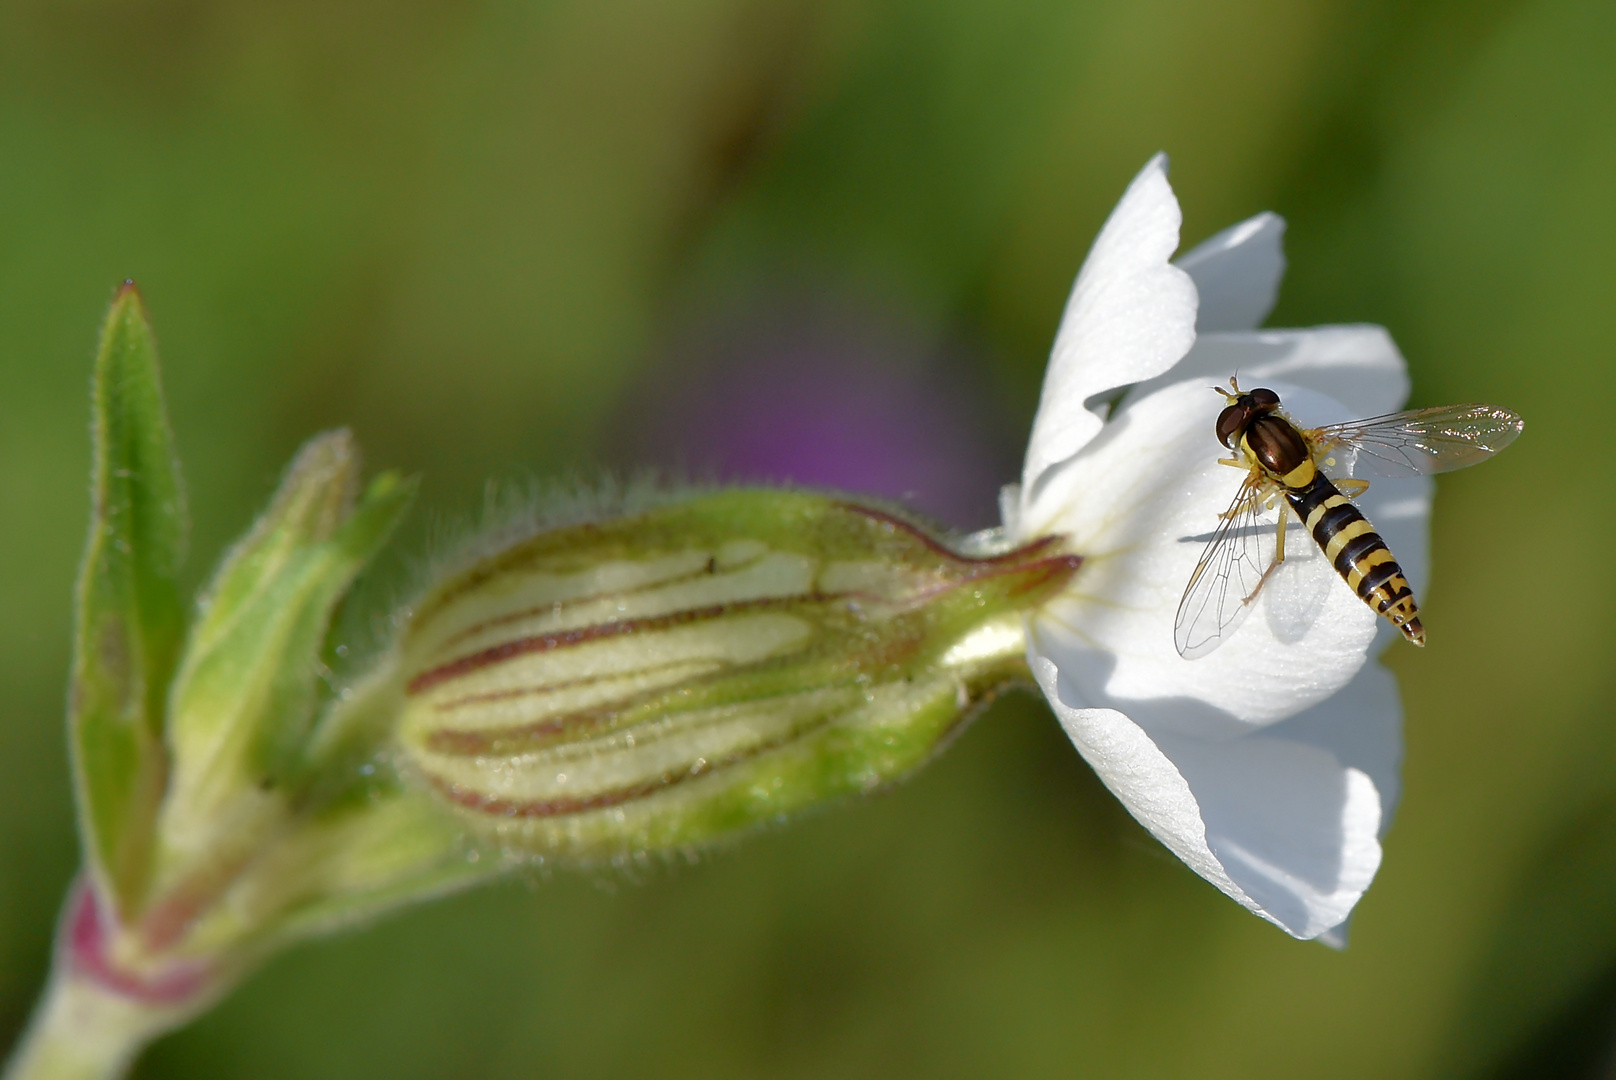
[1174,380,1523,659]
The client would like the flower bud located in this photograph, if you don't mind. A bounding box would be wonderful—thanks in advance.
[152,432,413,882]
[397,490,1079,860]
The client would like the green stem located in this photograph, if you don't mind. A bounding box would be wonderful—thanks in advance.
[2,969,185,1080]
[3,884,227,1080]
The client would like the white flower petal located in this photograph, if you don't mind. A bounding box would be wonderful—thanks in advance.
[1317,923,1352,949]
[1154,725,1383,938]
[1265,657,1404,835]
[1189,653,1402,937]
[1023,378,1380,732]
[1128,324,1411,418]
[1035,649,1397,940]
[1021,154,1199,504]
[1031,655,1241,898]
[1175,212,1287,332]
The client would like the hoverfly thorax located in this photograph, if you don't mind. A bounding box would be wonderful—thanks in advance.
[1245,413,1310,477]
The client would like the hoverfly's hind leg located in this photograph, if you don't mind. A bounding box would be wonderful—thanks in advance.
[1335,478,1370,499]
[1272,498,1289,565]
[1243,501,1290,606]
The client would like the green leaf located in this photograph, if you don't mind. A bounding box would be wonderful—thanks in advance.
[69,282,190,917]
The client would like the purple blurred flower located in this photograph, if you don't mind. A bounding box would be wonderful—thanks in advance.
[624,292,1014,529]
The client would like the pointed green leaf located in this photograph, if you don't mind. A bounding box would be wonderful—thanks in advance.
[70,282,190,916]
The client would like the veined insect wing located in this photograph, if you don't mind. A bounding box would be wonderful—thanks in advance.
[1174,472,1283,659]
[1308,403,1524,479]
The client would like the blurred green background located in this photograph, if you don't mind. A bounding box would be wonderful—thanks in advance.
[1,0,1613,1076]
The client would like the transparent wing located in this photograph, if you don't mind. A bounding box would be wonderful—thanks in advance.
[1308,403,1524,479]
[1175,472,1281,660]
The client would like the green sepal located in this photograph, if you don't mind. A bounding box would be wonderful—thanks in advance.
[155,432,414,871]
[69,283,190,917]
[398,490,1078,861]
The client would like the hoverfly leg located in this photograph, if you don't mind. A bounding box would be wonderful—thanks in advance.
[1241,503,1290,608]
[1335,478,1370,499]
[1218,478,1279,522]
[1243,556,1285,608]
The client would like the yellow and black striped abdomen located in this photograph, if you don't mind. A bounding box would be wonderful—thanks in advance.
[1286,476,1425,646]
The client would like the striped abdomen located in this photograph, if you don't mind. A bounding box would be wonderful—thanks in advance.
[1286,476,1425,646]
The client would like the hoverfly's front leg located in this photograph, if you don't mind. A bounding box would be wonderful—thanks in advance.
[1219,478,1283,523]
[1219,479,1269,521]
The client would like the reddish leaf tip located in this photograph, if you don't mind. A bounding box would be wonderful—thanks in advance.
[111,279,150,321]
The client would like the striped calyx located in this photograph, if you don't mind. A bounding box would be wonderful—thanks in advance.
[398,491,1080,860]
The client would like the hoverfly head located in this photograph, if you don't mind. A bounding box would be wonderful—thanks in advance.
[1247,387,1281,411]
[1213,376,1282,448]
[1215,400,1249,449]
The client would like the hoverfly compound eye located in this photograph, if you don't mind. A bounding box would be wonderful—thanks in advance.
[1215,403,1247,448]
[1250,388,1281,408]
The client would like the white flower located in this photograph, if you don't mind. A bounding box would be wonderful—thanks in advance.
[1006,155,1428,942]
